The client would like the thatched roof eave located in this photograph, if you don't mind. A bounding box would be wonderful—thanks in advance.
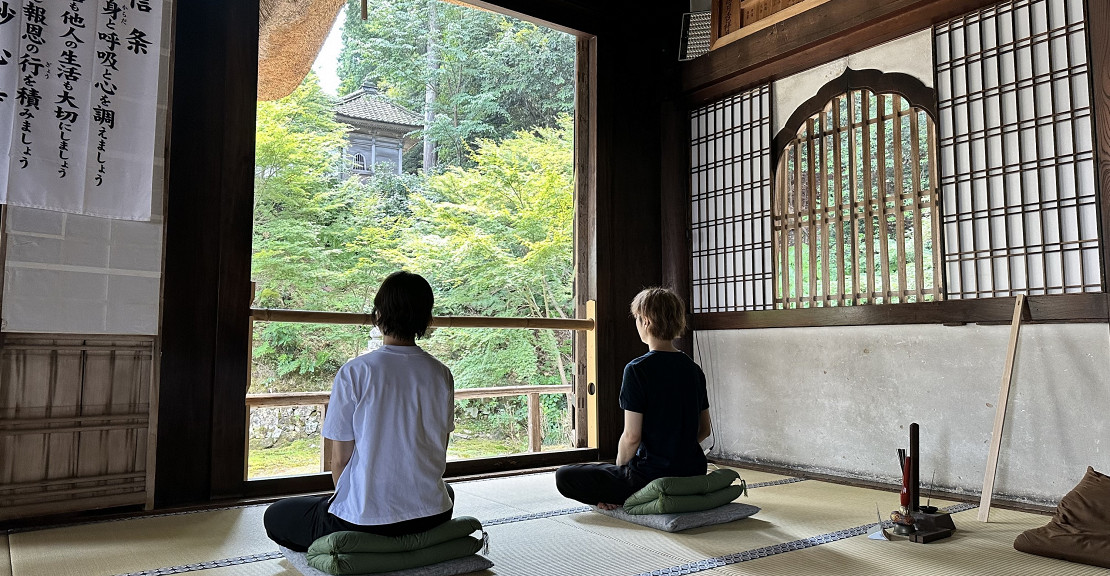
[258,0,345,101]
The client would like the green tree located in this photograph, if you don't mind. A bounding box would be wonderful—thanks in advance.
[337,0,575,168]
[395,117,575,442]
[252,74,409,392]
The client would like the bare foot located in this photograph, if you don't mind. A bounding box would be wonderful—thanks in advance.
[597,502,620,510]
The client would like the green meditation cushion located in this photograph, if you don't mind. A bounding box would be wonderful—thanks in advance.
[305,516,486,575]
[623,469,747,515]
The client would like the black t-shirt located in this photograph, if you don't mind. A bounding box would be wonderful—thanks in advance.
[619,350,709,480]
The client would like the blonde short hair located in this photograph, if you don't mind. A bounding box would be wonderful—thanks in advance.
[629,287,687,341]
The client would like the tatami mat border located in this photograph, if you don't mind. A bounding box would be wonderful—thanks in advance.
[485,506,593,525]
[746,477,807,489]
[629,503,980,576]
[115,552,283,576]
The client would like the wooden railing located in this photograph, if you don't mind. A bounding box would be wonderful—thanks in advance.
[249,308,594,331]
[244,384,572,472]
[245,307,595,476]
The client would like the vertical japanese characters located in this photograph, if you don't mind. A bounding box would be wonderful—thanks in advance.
[0,0,164,220]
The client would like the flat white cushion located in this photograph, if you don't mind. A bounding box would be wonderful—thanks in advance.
[595,502,760,532]
[280,546,493,576]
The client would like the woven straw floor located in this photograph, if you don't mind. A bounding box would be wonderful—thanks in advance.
[2,534,12,576]
[5,466,1108,576]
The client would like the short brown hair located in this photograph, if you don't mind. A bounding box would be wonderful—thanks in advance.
[629,287,687,340]
[372,271,434,340]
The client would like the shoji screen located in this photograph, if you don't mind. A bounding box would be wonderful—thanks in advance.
[935,0,1099,297]
[690,84,773,313]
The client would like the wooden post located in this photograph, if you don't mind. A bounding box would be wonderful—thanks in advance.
[320,403,332,473]
[978,294,1026,522]
[144,338,159,510]
[527,393,543,453]
[244,281,257,481]
[586,300,598,448]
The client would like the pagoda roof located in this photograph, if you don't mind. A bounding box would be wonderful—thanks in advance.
[336,86,423,129]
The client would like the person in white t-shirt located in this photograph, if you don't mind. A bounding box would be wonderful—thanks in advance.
[264,271,456,552]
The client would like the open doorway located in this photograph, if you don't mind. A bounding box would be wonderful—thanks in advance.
[247,0,585,481]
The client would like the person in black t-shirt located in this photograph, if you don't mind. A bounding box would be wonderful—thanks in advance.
[555,287,712,508]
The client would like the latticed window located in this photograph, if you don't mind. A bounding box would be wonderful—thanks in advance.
[773,90,941,308]
[353,153,367,171]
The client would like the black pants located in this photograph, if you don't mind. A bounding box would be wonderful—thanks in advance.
[264,484,455,552]
[555,463,649,506]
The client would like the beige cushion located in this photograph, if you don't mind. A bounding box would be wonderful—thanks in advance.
[1013,466,1110,569]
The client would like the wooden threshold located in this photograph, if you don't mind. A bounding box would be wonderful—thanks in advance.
[242,448,598,499]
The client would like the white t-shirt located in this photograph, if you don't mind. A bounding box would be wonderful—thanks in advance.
[322,344,455,526]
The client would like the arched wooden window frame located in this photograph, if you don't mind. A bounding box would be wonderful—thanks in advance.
[771,69,942,308]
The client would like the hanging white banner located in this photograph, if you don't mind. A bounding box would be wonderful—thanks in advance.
[0,0,162,221]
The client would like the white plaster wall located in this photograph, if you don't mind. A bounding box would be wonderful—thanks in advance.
[1,0,171,335]
[697,323,1110,505]
[772,28,935,135]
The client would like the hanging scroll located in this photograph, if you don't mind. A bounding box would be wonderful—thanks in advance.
[0,0,163,220]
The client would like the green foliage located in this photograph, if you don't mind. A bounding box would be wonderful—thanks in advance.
[251,69,575,448]
[403,119,575,407]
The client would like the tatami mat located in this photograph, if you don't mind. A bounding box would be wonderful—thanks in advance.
[6,467,1107,576]
[187,558,303,576]
[453,491,533,521]
[740,476,961,536]
[9,506,274,576]
[483,516,686,576]
[548,479,944,563]
[452,472,570,513]
[697,508,1110,576]
[1,534,12,576]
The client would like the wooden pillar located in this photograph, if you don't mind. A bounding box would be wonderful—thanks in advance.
[158,0,257,506]
[1089,2,1110,290]
[527,393,543,453]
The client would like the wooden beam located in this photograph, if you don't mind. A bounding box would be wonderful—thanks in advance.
[977,295,1026,522]
[691,293,1109,330]
[452,0,599,36]
[712,0,835,51]
[445,448,598,477]
[682,0,1004,105]
[455,385,572,400]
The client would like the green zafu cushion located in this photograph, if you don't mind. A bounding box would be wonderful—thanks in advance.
[305,516,486,575]
[281,547,493,576]
[623,469,746,515]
